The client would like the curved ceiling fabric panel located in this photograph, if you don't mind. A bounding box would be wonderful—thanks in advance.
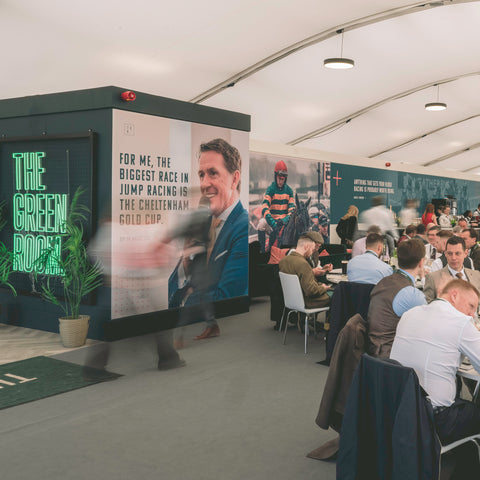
[1,0,480,173]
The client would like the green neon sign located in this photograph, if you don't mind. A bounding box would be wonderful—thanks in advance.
[13,193,67,233]
[13,233,63,275]
[13,152,46,191]
[11,151,68,276]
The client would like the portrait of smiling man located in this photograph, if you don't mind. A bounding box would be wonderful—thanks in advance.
[168,138,249,340]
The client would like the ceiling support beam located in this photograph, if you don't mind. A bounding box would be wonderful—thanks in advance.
[189,0,476,105]
[287,71,480,146]
[421,142,480,168]
[368,114,480,158]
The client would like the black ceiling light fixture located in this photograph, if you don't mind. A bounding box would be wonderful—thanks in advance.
[425,84,447,111]
[324,29,355,69]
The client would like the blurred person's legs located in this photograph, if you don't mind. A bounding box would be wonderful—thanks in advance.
[183,254,219,341]
[138,282,186,368]
[193,297,218,340]
[156,329,185,370]
[82,343,111,381]
[174,297,216,345]
[89,279,185,370]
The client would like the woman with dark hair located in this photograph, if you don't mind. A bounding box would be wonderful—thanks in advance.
[421,203,437,227]
[336,205,358,247]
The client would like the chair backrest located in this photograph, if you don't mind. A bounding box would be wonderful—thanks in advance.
[325,281,375,364]
[316,313,367,432]
[279,272,305,311]
[337,353,441,480]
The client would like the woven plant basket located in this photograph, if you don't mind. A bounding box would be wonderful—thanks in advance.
[59,315,90,348]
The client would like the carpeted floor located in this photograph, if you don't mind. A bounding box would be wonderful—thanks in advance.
[0,297,337,480]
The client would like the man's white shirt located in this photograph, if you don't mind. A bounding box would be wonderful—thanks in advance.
[391,299,480,407]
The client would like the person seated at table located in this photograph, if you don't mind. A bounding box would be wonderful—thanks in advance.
[464,210,473,224]
[347,233,393,284]
[429,230,453,272]
[473,204,480,220]
[460,228,480,271]
[457,217,469,230]
[397,224,417,244]
[351,224,385,258]
[425,225,441,261]
[279,234,332,308]
[390,279,480,451]
[414,223,428,244]
[424,236,480,303]
[367,238,427,359]
[302,230,333,278]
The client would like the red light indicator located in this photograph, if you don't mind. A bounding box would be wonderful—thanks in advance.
[121,91,136,101]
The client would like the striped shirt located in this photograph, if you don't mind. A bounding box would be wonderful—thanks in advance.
[262,181,295,228]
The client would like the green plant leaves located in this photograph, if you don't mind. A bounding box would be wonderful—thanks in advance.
[34,187,102,317]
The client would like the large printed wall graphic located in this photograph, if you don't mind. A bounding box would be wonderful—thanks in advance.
[249,152,331,247]
[110,110,249,319]
[330,162,480,223]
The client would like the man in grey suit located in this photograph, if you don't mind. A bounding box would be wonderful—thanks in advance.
[424,236,480,303]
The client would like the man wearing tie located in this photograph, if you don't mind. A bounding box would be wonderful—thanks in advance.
[168,138,248,340]
[424,225,441,261]
[424,236,480,303]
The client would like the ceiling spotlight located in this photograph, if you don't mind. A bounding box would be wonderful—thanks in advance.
[324,30,355,69]
[425,84,446,111]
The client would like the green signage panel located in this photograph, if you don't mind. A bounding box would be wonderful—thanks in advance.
[0,133,95,294]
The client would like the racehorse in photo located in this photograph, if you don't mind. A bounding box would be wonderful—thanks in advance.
[281,194,311,247]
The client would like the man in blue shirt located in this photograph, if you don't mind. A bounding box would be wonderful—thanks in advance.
[347,233,393,284]
[367,238,427,358]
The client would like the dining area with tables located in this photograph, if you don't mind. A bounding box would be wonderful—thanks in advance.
[266,216,480,478]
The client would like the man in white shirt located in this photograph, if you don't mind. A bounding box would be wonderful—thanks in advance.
[347,233,393,284]
[438,205,453,229]
[391,279,480,445]
[424,236,480,303]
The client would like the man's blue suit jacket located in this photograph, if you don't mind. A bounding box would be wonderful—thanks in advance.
[168,201,248,307]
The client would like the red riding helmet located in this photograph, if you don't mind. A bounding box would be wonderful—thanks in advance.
[274,160,288,176]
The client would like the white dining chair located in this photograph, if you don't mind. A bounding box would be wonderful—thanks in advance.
[279,272,329,354]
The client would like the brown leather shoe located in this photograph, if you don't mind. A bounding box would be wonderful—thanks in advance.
[195,325,220,340]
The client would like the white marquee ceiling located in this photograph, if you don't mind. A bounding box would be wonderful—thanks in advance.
[2,0,480,174]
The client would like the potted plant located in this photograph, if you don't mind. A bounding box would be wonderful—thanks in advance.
[35,187,102,347]
[0,201,17,310]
